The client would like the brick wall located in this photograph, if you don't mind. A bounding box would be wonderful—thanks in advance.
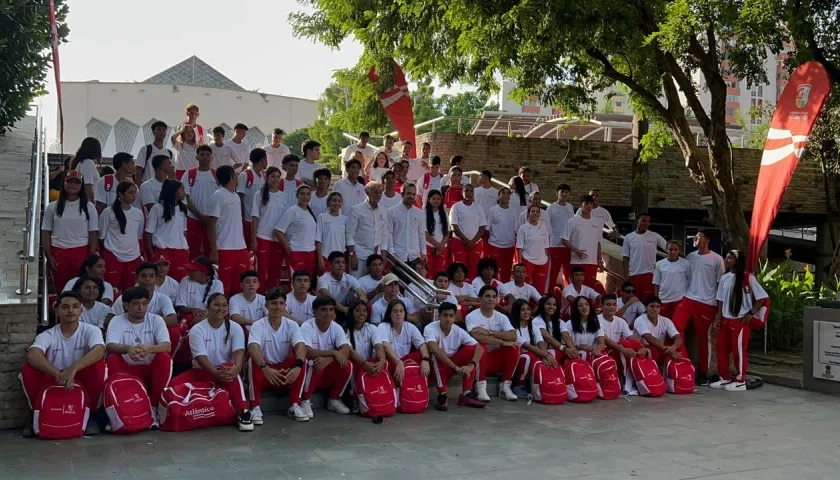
[0,304,37,429]
[418,132,829,215]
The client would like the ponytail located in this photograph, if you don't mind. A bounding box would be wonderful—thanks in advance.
[111,181,135,234]
[224,316,231,344]
[728,250,747,317]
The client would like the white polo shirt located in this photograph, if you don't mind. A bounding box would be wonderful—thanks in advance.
[332,178,367,216]
[598,314,632,343]
[189,319,246,368]
[317,272,362,305]
[465,309,514,352]
[229,293,267,326]
[301,319,350,351]
[516,222,550,265]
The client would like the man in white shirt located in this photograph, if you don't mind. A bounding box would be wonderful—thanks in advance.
[378,134,402,163]
[317,252,369,319]
[474,170,499,218]
[332,159,367,216]
[286,270,316,324]
[576,188,616,238]
[299,140,326,187]
[383,183,426,264]
[561,266,601,318]
[207,166,249,296]
[265,128,291,170]
[562,194,605,293]
[621,213,667,301]
[598,293,645,394]
[499,263,542,311]
[94,152,139,213]
[300,296,354,415]
[346,182,387,278]
[139,155,174,211]
[182,145,217,259]
[225,123,251,173]
[547,183,574,288]
[358,254,386,298]
[406,141,431,182]
[518,166,539,194]
[653,241,692,319]
[209,126,236,170]
[341,131,377,175]
[106,262,178,328]
[310,168,332,217]
[616,281,646,328]
[634,296,685,367]
[671,229,724,385]
[465,285,520,401]
[379,170,402,209]
[416,155,445,207]
[449,184,488,279]
[441,155,470,186]
[369,274,419,325]
[135,121,173,182]
[238,149,267,251]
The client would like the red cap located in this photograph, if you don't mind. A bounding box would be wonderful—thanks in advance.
[152,255,169,265]
[184,261,210,275]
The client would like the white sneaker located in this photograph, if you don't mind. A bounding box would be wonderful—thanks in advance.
[301,399,314,418]
[499,380,518,401]
[150,408,160,430]
[327,399,350,414]
[287,403,309,422]
[475,381,491,402]
[250,406,264,426]
[709,379,732,389]
[626,388,639,396]
[723,381,747,391]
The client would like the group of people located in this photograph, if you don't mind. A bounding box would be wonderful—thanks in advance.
[26,104,769,436]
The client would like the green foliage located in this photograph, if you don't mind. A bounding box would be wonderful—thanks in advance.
[638,120,674,164]
[0,0,69,133]
[283,128,310,156]
[733,104,774,150]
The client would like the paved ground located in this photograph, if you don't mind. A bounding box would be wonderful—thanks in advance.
[0,384,837,480]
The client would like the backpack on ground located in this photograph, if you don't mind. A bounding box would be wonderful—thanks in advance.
[158,381,235,432]
[103,373,154,434]
[665,358,696,394]
[592,355,621,400]
[530,360,567,404]
[356,371,397,418]
[33,383,90,440]
[396,361,429,414]
[630,356,666,397]
[564,359,598,403]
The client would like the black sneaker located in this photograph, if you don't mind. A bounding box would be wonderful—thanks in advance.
[84,421,101,436]
[238,410,254,432]
[19,415,34,438]
[696,372,710,386]
[435,393,449,411]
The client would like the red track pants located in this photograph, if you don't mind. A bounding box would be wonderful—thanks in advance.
[248,357,308,407]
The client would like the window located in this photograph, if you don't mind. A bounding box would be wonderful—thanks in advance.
[726,81,738,89]
[757,85,763,96]
[725,108,735,116]
[726,95,739,102]
[615,101,622,107]
[751,89,757,97]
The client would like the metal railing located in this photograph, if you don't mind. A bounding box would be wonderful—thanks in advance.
[386,254,452,311]
[16,106,47,297]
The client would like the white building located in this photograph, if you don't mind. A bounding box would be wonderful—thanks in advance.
[60,56,317,156]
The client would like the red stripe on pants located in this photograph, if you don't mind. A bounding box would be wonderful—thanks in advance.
[426,245,451,280]
[431,346,477,394]
[485,244,515,283]
[217,248,249,297]
[256,238,285,293]
[478,344,520,382]
[101,249,143,293]
[716,318,750,382]
[287,250,317,285]
[49,245,89,293]
[248,357,307,407]
[20,360,106,410]
[106,352,173,407]
[450,238,484,280]
[547,247,571,289]
[185,216,210,260]
[304,360,353,400]
[630,273,655,303]
[170,367,248,411]
[672,298,717,373]
[154,247,189,282]
[523,259,549,295]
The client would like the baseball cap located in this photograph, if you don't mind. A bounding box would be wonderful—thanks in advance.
[184,261,210,275]
[152,255,170,265]
[382,273,401,285]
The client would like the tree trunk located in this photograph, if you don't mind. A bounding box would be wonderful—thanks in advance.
[631,116,649,216]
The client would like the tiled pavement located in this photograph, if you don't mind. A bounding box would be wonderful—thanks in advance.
[0,384,838,480]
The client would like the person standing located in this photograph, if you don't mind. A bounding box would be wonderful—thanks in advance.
[486,187,518,282]
[576,188,616,238]
[653,241,692,319]
[94,153,139,213]
[547,184,574,288]
[207,166,250,296]
[135,122,172,183]
[562,195,605,293]
[182,145,218,259]
[346,182,387,278]
[474,170,499,218]
[225,123,251,172]
[139,155,174,212]
[209,126,236,170]
[406,142,431,182]
[424,189,450,278]
[265,128,291,170]
[517,205,551,295]
[171,125,198,177]
[383,183,426,264]
[275,185,322,282]
[71,137,103,202]
[144,180,190,281]
[299,140,326,188]
[518,167,539,195]
[621,213,667,301]
[98,182,144,291]
[341,132,377,174]
[251,167,285,291]
[449,184,488,279]
[332,159,367,216]
[237,149,268,251]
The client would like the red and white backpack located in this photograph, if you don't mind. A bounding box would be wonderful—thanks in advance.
[356,369,397,418]
[186,168,218,187]
[665,358,696,394]
[564,359,598,403]
[592,355,621,400]
[530,360,567,404]
[630,356,666,397]
[33,382,90,440]
[278,177,302,192]
[103,174,136,192]
[103,373,155,434]
[396,361,429,414]
[158,382,236,432]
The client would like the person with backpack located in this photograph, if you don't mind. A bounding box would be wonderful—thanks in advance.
[136,121,173,182]
[105,287,173,429]
[598,293,645,394]
[509,298,555,399]
[182,103,208,145]
[94,152,139,213]
[207,165,250,296]
[145,179,190,280]
[377,299,431,398]
[182,145,218,259]
[415,155,444,208]
[564,296,606,359]
[237,148,268,251]
[98,181,145,292]
[465,285,520,401]
[531,294,568,360]
[344,299,389,414]
[71,137,103,204]
[139,155,175,212]
[20,291,107,437]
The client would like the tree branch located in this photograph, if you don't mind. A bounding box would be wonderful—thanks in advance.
[585,48,670,121]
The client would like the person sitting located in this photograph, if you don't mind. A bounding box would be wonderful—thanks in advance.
[417,271,460,325]
[471,258,502,292]
[229,270,267,333]
[633,296,685,367]
[247,289,309,424]
[72,275,110,330]
[531,295,567,360]
[153,255,179,305]
[286,270,316,325]
[465,285,520,401]
[560,266,601,319]
[509,298,556,398]
[106,262,177,329]
[62,254,115,306]
[563,296,606,361]
[370,274,419,326]
[344,299,388,413]
[616,281,645,329]
[172,258,225,365]
[20,292,107,437]
[104,287,173,429]
[358,254,386,299]
[377,298,431,396]
[447,262,480,311]
[316,251,368,322]
[499,263,542,312]
[300,296,354,416]
[598,293,646,394]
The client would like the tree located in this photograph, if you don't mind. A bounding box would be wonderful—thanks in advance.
[0,1,69,134]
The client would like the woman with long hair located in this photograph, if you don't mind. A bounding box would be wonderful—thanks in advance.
[318,192,347,272]
[486,187,519,282]
[44,171,99,295]
[170,292,253,431]
[509,176,529,219]
[72,275,110,330]
[564,296,606,361]
[509,299,555,398]
[424,189,450,278]
[365,151,391,183]
[71,137,102,201]
[710,250,768,391]
[174,257,224,324]
[98,181,144,291]
[377,299,431,388]
[532,294,568,361]
[345,299,389,412]
[252,166,285,292]
[517,204,551,294]
[275,185,322,281]
[145,179,189,280]
[62,254,116,305]
[171,124,198,177]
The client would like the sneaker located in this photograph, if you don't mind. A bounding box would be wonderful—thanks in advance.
[696,372,710,386]
[20,416,34,438]
[626,388,639,396]
[327,399,350,414]
[238,411,254,432]
[84,420,101,436]
[499,381,518,401]
[723,381,747,392]
[457,392,487,408]
[511,385,529,399]
[435,393,449,411]
[709,379,732,389]
[351,398,360,414]
[149,408,160,430]
[301,399,315,418]
[287,404,310,422]
[250,406,264,426]
[474,381,491,402]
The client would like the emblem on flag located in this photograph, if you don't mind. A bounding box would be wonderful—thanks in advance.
[795,84,811,109]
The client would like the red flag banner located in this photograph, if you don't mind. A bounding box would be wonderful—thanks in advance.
[368,62,416,158]
[49,0,64,145]
[746,61,831,275]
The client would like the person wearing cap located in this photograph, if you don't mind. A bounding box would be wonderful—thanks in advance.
[42,170,100,293]
[207,165,250,296]
[237,148,267,251]
[264,128,291,170]
[153,255,179,305]
[145,179,190,281]
[316,252,368,322]
[225,123,250,172]
[369,273,419,326]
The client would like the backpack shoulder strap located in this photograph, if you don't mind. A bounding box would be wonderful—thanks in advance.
[144,144,153,163]
[103,174,115,192]
[187,168,197,187]
[246,169,255,188]
[423,173,430,190]
[210,168,218,184]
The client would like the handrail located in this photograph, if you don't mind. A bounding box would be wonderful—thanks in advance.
[40,136,50,325]
[16,106,45,296]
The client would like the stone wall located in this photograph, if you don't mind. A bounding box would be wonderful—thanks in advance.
[0,304,38,429]
[417,132,828,215]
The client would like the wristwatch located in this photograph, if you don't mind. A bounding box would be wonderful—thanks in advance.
[295,359,305,368]
[469,360,478,367]
[259,362,267,369]
[421,357,430,362]
[348,251,356,256]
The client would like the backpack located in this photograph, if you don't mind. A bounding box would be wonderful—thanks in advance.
[665,358,696,394]
[33,382,90,440]
[443,184,463,209]
[592,355,621,400]
[356,370,397,418]
[103,372,154,434]
[158,381,236,432]
[186,168,218,187]
[144,144,174,164]
[530,360,567,404]
[564,359,598,403]
[396,361,429,414]
[278,178,302,192]
[630,357,666,397]
[103,174,135,192]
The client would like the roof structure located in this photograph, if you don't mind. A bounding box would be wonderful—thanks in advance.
[144,56,244,91]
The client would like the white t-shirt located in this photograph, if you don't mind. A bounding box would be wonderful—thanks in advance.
[180,169,218,219]
[358,275,384,295]
[189,319,246,368]
[516,222,550,265]
[310,192,330,218]
[173,142,198,171]
[598,314,632,343]
[146,203,188,250]
[156,276,179,305]
[465,309,514,352]
[375,322,425,358]
[275,206,320,252]
[486,205,519,249]
[473,186,499,217]
[98,206,144,262]
[517,209,551,232]
[500,281,541,303]
[342,144,377,166]
[449,201,488,240]
[653,258,692,303]
[105,313,170,365]
[532,315,569,338]
[225,139,250,169]
[318,213,347,258]
[561,284,599,307]
[80,302,111,328]
[42,200,98,249]
[207,188,246,250]
[286,293,315,321]
[229,293,267,327]
[139,178,164,207]
[523,182,539,195]
[110,291,176,319]
[63,277,115,302]
[252,190,285,241]
[210,143,235,169]
[634,315,679,346]
[514,323,544,346]
[301,319,350,351]
[93,176,142,209]
[617,297,646,328]
[248,317,304,364]
[317,273,361,305]
[423,321,477,356]
[277,179,301,210]
[379,192,401,210]
[332,178,367,216]
[175,277,225,309]
[406,158,429,182]
[298,160,325,182]
[621,231,667,276]
[370,295,418,325]
[348,323,381,360]
[449,281,477,299]
[716,273,768,318]
[76,159,100,187]
[562,215,602,265]
[265,144,291,169]
[576,205,615,231]
[685,251,725,305]
[30,322,104,370]
[564,320,604,347]
[237,170,266,220]
[547,203,575,248]
[137,145,173,181]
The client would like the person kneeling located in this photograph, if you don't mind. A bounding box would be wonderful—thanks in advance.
[465,285,520,401]
[247,289,308,424]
